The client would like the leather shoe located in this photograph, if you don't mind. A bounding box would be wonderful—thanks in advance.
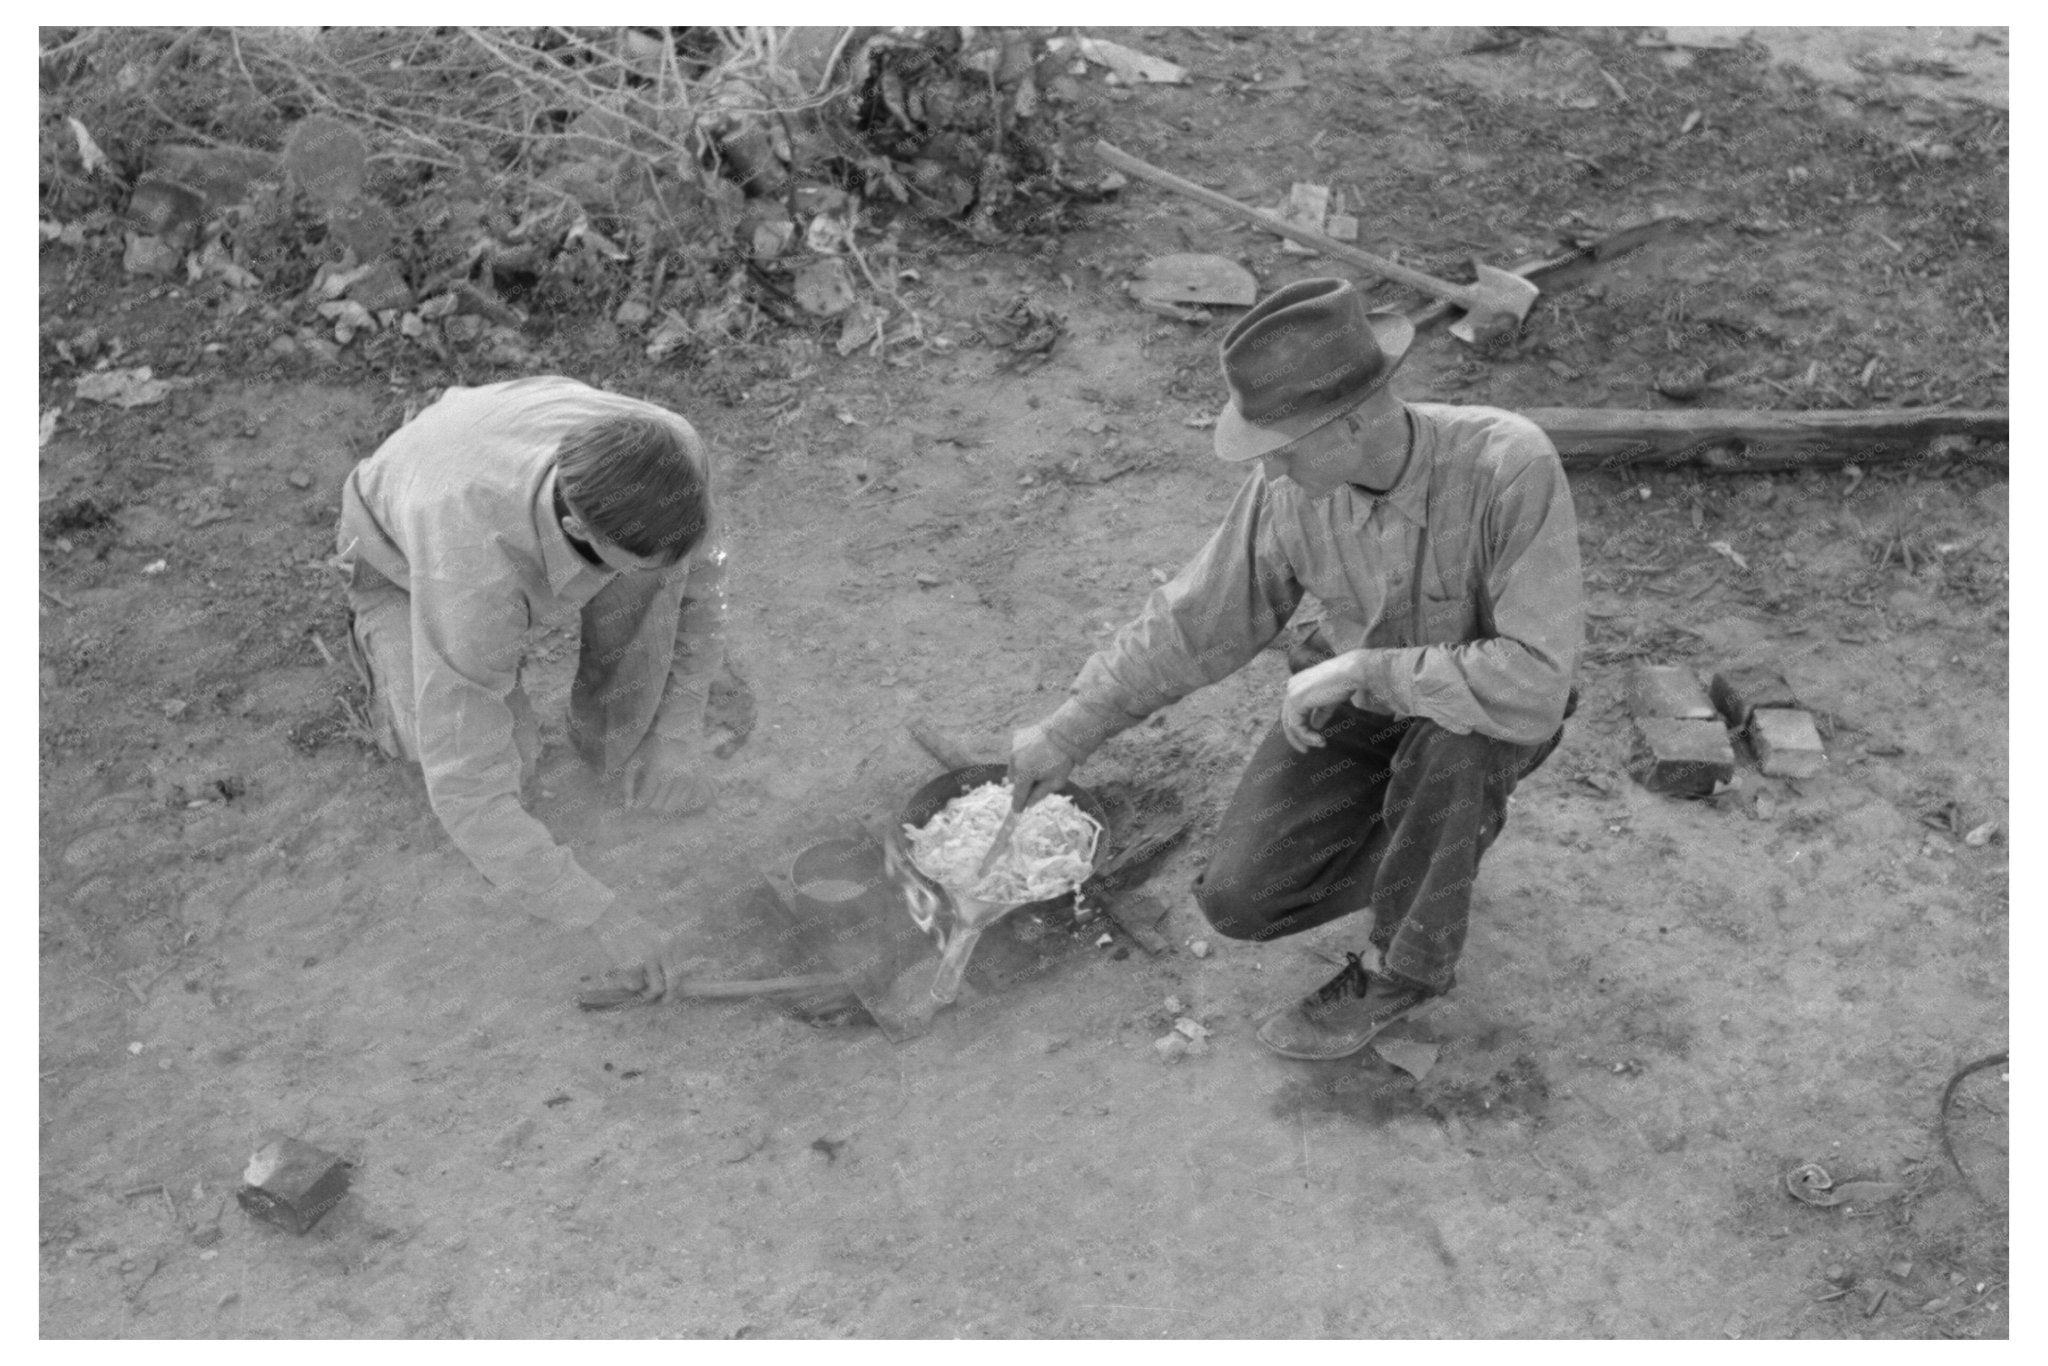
[1256,952,1434,1061]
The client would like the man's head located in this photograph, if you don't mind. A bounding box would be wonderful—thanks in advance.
[554,413,710,570]
[1254,386,1409,500]
[1212,278,1413,464]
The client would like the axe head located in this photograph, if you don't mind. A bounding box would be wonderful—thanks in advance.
[1448,261,1542,347]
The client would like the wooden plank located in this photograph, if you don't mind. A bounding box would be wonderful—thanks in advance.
[1527,408,2007,473]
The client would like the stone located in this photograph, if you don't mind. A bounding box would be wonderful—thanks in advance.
[121,233,182,278]
[126,180,206,242]
[146,144,278,208]
[346,259,412,314]
[1710,665,1799,727]
[1631,718,1736,797]
[1627,664,1716,720]
[1748,708,1826,778]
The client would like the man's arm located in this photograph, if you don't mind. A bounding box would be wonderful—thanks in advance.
[1041,470,1304,759]
[649,528,729,743]
[409,580,617,927]
[1351,452,1583,745]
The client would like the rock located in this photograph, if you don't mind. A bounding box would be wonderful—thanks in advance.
[1190,939,1210,959]
[793,258,856,318]
[1655,359,1711,400]
[76,366,171,408]
[283,116,367,204]
[126,180,206,242]
[1748,708,1826,778]
[483,326,533,366]
[146,144,278,208]
[1154,1034,1190,1064]
[1630,718,1736,797]
[267,335,299,360]
[121,233,182,278]
[614,300,652,327]
[287,470,314,490]
[346,259,412,314]
[1627,663,1716,720]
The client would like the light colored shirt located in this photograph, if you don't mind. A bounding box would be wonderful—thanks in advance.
[337,377,726,927]
[1056,402,1583,749]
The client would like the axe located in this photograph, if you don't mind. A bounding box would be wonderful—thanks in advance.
[1095,140,1541,345]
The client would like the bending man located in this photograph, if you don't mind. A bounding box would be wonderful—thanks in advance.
[335,375,727,1002]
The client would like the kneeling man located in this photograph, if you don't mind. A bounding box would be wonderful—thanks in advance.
[335,376,726,1002]
[1010,280,1583,1058]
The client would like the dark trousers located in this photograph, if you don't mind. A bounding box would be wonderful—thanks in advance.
[1191,701,1566,993]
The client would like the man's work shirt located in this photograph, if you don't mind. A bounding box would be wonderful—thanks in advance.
[1059,403,1582,749]
[336,376,726,926]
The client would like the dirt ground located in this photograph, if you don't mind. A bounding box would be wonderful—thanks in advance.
[39,27,2008,1339]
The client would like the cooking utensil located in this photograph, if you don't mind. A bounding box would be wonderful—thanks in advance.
[973,806,1023,882]
[781,833,944,1042]
[887,761,1111,1006]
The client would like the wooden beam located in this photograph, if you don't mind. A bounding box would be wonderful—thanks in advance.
[1527,408,2007,474]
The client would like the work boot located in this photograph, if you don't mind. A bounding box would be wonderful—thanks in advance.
[1255,952,1434,1061]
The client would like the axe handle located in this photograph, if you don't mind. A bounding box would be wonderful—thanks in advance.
[1095,140,1475,308]
[577,971,854,1011]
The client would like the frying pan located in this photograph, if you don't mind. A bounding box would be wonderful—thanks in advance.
[886,762,1113,1004]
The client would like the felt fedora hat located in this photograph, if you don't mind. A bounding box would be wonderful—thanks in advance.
[1212,278,1414,462]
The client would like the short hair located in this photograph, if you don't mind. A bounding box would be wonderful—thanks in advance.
[555,413,710,564]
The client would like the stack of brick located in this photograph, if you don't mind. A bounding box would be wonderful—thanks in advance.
[1711,665,1827,778]
[1627,664,1735,796]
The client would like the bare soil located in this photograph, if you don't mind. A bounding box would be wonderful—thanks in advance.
[40,27,2008,1338]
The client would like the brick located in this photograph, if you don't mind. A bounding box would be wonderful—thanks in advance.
[236,1135,351,1234]
[1631,718,1736,796]
[1710,665,1800,727]
[1749,708,1826,778]
[1627,664,1716,720]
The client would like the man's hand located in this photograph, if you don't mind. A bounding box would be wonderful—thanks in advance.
[1279,649,1378,753]
[621,731,714,814]
[1008,721,1078,812]
[588,905,698,1004]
